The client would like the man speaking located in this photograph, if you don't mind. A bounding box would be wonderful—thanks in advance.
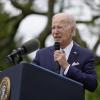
[33,13,97,92]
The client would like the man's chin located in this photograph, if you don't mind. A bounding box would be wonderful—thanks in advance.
[54,39,61,43]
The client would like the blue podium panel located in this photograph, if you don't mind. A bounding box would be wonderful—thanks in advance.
[0,63,84,100]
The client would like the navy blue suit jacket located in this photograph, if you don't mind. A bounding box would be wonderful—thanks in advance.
[33,43,97,92]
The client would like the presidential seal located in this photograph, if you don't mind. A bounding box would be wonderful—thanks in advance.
[0,77,10,100]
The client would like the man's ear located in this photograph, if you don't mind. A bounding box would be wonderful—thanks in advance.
[71,26,76,37]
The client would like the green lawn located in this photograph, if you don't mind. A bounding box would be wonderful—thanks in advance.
[85,65,100,100]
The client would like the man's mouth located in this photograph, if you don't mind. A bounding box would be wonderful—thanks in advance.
[54,35,61,38]
[54,37,61,42]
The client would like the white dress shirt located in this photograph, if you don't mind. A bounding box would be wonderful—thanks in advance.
[60,41,73,75]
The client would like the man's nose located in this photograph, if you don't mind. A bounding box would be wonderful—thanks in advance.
[54,28,59,34]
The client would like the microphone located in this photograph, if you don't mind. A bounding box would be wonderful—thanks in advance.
[6,39,40,64]
[54,42,60,73]
[54,42,60,50]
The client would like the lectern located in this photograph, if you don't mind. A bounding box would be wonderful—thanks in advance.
[0,63,84,100]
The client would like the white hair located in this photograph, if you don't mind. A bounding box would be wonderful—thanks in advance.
[64,13,76,36]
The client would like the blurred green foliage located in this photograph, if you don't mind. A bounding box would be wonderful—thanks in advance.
[85,65,100,100]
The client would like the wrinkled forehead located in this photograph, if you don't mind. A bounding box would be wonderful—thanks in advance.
[52,13,75,25]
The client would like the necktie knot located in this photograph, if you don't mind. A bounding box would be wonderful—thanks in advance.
[61,49,65,54]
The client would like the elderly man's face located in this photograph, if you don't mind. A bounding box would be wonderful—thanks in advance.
[52,14,74,48]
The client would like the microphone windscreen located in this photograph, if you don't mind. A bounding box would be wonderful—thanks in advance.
[54,42,60,50]
[22,39,40,55]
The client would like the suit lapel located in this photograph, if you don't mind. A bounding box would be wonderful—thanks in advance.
[49,46,60,73]
[68,43,79,65]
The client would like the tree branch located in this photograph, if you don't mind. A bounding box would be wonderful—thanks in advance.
[38,0,56,48]
[77,15,100,24]
[10,0,47,16]
[93,35,100,53]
